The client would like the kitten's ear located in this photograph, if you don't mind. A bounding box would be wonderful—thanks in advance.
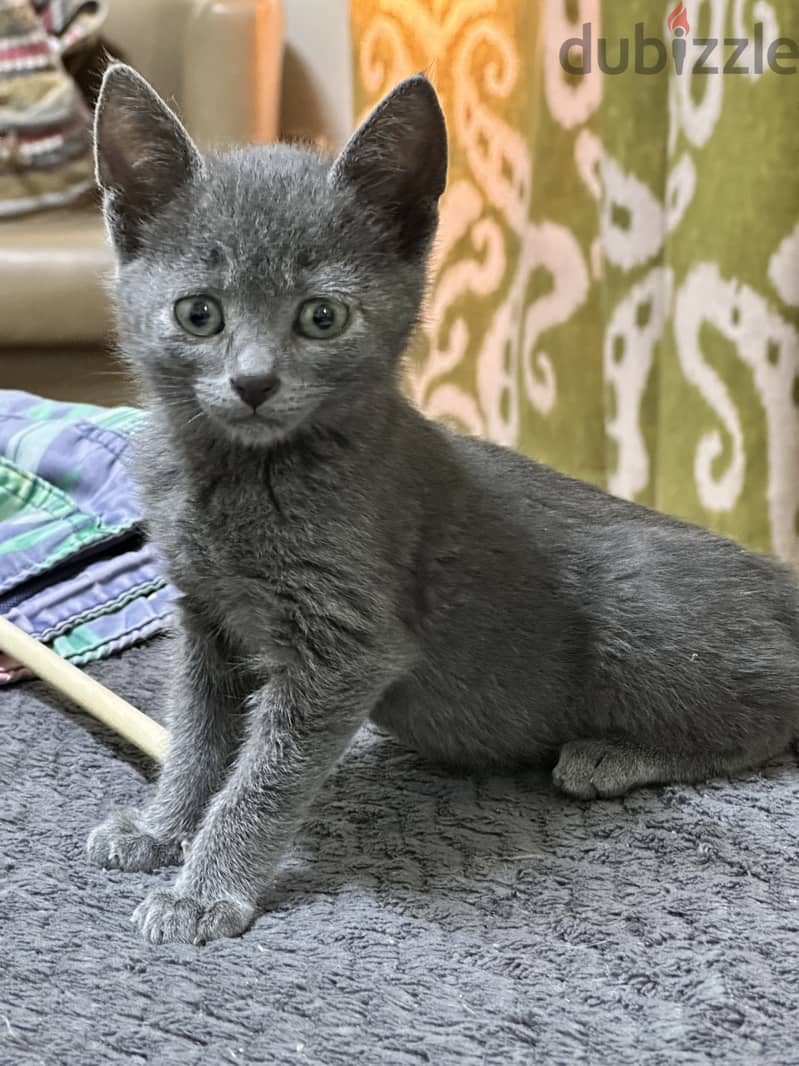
[94,63,202,258]
[329,75,447,256]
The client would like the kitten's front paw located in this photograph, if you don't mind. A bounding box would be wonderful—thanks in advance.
[87,809,183,872]
[131,886,255,945]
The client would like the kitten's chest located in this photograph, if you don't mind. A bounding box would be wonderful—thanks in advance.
[147,460,355,657]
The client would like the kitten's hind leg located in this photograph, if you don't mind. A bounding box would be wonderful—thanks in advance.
[552,735,787,800]
[552,740,667,799]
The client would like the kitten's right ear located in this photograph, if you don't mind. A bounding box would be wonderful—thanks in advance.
[94,63,202,258]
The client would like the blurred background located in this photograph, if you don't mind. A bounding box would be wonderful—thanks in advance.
[1,0,798,564]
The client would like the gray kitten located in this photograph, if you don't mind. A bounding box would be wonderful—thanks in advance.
[88,64,799,945]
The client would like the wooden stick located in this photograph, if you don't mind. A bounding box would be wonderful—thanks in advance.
[0,615,167,763]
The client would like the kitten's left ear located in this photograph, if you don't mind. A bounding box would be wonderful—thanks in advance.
[94,63,202,259]
[329,75,448,257]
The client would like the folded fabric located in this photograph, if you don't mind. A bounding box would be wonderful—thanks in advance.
[0,585,176,682]
[0,390,177,682]
[37,0,108,58]
[0,0,107,216]
[0,394,143,596]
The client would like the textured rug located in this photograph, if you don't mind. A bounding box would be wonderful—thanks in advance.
[2,638,798,1065]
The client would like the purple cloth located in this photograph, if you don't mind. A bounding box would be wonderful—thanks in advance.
[0,391,176,681]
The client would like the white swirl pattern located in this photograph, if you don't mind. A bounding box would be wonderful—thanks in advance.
[355,0,799,560]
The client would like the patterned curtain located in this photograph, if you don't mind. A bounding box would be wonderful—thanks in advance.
[349,0,799,563]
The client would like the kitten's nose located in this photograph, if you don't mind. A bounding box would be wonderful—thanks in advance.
[230,372,280,410]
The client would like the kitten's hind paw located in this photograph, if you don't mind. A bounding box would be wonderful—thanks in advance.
[87,809,183,872]
[131,887,255,945]
[552,739,663,799]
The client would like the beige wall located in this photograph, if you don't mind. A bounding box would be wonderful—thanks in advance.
[279,0,353,151]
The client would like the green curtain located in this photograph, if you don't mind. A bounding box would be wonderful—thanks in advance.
[350,0,799,563]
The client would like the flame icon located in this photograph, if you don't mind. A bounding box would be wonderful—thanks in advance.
[667,1,690,37]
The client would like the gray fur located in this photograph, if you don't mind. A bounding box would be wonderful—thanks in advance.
[88,64,799,945]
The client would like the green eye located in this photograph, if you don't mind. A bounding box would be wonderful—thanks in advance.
[295,297,349,340]
[174,295,225,337]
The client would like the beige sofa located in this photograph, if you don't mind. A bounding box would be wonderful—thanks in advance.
[0,0,283,404]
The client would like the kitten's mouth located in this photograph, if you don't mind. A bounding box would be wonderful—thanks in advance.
[230,411,278,425]
[226,410,285,432]
[205,405,300,446]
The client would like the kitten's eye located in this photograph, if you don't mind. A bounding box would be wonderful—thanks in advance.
[295,297,349,340]
[174,295,225,337]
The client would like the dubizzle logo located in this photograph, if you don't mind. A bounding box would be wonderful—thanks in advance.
[559,3,799,77]
[668,1,690,73]
[667,2,690,38]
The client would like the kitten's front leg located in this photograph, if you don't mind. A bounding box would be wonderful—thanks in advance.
[87,612,249,872]
[130,663,388,944]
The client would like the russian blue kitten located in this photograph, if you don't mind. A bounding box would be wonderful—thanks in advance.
[88,64,799,945]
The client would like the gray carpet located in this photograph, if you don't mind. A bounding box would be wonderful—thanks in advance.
[2,638,798,1065]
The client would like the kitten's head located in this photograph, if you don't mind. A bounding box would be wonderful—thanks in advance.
[94,65,447,447]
